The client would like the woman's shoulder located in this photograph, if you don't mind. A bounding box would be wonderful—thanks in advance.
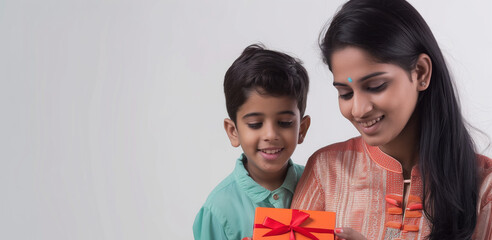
[305,136,365,168]
[300,136,367,188]
[476,154,492,209]
[477,154,492,171]
[311,136,364,157]
[477,154,492,182]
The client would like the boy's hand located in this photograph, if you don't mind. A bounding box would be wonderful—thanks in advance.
[335,228,367,240]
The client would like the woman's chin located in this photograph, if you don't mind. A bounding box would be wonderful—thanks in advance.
[361,135,386,147]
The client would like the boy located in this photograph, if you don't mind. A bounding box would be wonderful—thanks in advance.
[193,44,310,240]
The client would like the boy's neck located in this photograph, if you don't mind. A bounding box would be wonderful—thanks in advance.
[244,161,289,191]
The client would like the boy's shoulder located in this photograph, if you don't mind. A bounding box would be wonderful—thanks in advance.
[194,164,255,240]
[291,162,305,178]
[201,157,253,211]
[201,171,239,209]
[292,161,304,170]
[200,157,304,211]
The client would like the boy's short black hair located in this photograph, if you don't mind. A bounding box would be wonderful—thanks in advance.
[224,44,309,123]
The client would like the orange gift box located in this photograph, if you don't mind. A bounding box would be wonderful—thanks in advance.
[253,207,336,240]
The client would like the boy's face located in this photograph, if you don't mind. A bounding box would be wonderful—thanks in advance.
[224,91,310,185]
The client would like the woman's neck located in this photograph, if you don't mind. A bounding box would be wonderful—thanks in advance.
[379,112,420,179]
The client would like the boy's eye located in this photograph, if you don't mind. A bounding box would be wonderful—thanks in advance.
[247,123,262,129]
[278,121,293,128]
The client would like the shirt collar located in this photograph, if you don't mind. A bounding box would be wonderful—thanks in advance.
[362,138,403,174]
[234,153,299,203]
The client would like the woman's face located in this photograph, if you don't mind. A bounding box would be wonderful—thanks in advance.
[331,47,421,147]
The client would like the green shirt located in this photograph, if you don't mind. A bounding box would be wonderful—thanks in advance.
[193,154,304,240]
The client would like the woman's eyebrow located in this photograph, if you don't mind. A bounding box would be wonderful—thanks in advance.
[359,72,386,82]
[333,72,386,86]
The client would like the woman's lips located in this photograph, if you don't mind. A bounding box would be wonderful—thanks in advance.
[358,116,384,135]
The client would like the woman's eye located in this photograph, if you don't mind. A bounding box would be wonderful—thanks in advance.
[247,123,262,129]
[339,92,353,100]
[367,82,387,92]
[278,121,293,128]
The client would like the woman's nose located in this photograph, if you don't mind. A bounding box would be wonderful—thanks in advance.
[351,93,373,119]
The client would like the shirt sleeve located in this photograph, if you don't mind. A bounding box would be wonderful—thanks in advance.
[193,206,229,240]
[473,155,492,240]
[473,201,492,239]
[291,153,326,211]
[473,166,492,240]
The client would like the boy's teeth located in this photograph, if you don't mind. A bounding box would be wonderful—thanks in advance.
[262,149,281,154]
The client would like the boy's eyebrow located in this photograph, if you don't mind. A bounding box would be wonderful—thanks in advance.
[242,112,263,119]
[242,110,296,119]
[277,110,296,116]
[333,72,386,86]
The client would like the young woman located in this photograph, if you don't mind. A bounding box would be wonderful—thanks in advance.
[292,0,492,239]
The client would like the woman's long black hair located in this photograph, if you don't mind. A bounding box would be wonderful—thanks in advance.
[320,0,479,239]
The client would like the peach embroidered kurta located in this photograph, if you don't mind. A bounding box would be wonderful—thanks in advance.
[292,137,492,240]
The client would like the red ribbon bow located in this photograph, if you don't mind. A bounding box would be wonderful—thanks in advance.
[254,209,334,240]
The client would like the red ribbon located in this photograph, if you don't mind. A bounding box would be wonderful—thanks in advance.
[254,209,334,240]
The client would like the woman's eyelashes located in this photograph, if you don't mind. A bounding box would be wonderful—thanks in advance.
[337,82,387,100]
[337,86,354,100]
[367,82,387,92]
[339,92,354,100]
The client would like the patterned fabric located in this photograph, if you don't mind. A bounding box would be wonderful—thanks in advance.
[292,137,492,240]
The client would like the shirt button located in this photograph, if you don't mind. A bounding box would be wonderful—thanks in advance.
[273,194,279,200]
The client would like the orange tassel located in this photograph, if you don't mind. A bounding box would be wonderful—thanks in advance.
[388,207,403,215]
[385,221,402,229]
[385,194,403,206]
[405,211,422,218]
[402,225,419,232]
[407,195,422,203]
[406,203,423,210]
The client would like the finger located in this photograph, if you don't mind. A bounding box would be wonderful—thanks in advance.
[334,227,367,240]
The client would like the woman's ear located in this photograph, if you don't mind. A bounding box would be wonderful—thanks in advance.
[224,118,240,147]
[413,53,432,91]
[298,115,311,144]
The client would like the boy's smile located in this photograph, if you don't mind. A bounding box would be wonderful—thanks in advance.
[224,90,310,190]
[258,147,283,160]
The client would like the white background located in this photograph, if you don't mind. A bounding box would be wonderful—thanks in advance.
[1,0,491,239]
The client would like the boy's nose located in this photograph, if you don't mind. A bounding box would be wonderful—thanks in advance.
[262,123,279,141]
[351,93,373,119]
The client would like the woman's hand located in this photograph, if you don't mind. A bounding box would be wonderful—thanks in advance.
[241,227,367,240]
[335,228,367,240]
